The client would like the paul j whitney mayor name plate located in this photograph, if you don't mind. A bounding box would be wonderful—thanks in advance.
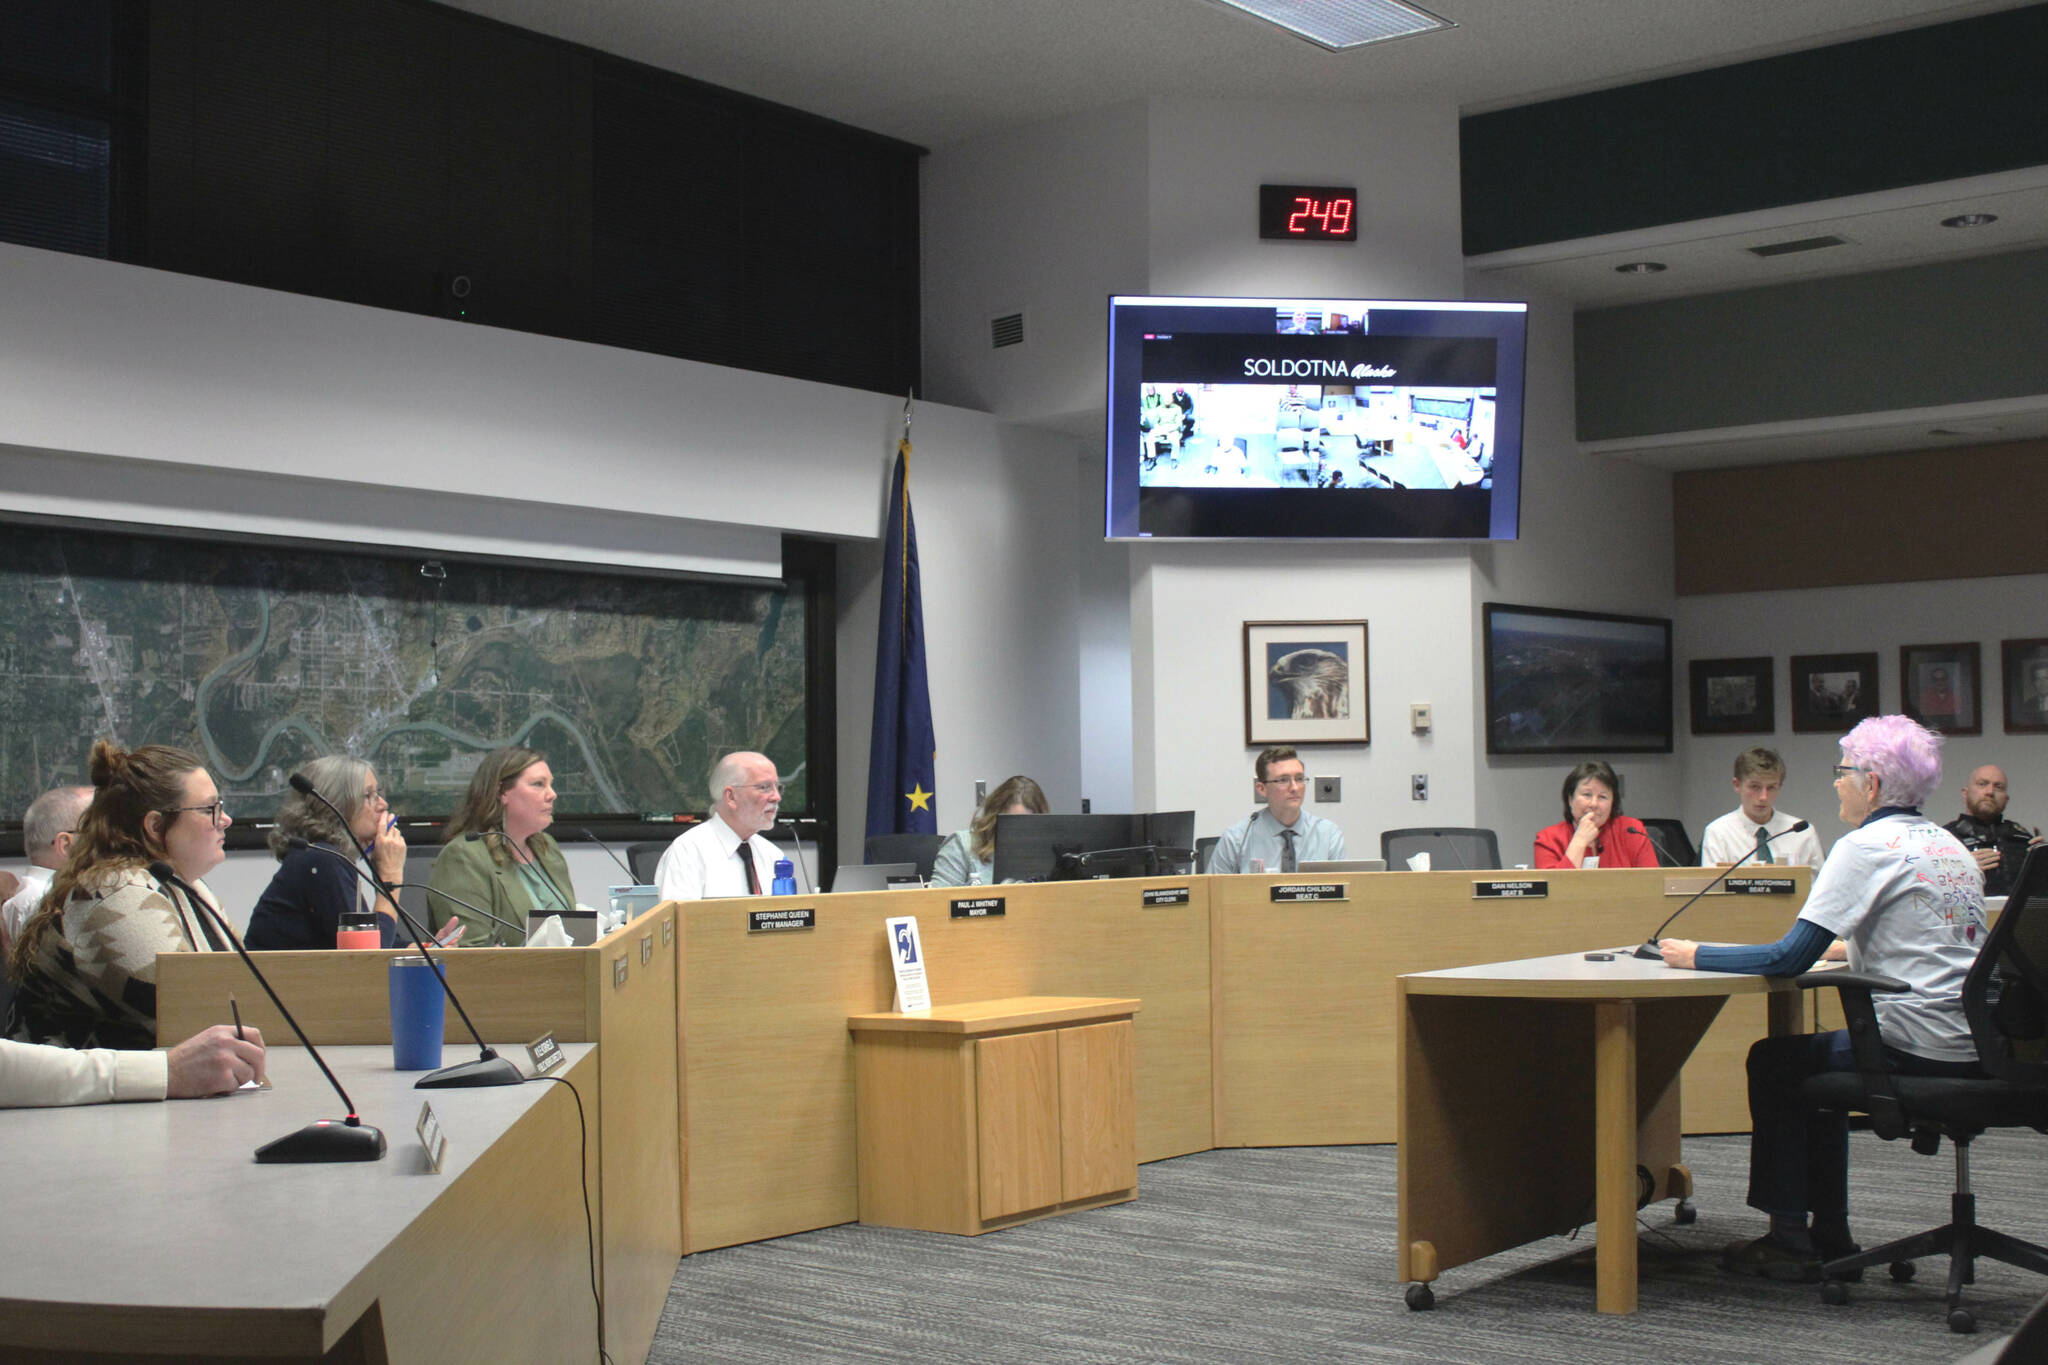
[950,896,1006,919]
[1472,879,1549,899]
[1270,883,1346,903]
[749,907,816,933]
[1723,876,1796,895]
[1142,887,1191,907]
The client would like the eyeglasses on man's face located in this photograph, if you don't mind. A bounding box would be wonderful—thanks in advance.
[1261,774,1307,788]
[740,781,783,796]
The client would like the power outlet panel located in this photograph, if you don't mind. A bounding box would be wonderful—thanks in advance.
[1314,776,1341,803]
[1412,773,1428,801]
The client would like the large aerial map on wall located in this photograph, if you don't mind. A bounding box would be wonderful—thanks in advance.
[0,523,808,825]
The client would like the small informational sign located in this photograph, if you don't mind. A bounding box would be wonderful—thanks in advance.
[1143,887,1191,908]
[525,1031,565,1076]
[1270,883,1346,903]
[1473,879,1549,899]
[415,1100,447,1174]
[749,907,816,933]
[1725,876,1796,896]
[641,931,654,965]
[885,915,931,1013]
[950,896,1006,919]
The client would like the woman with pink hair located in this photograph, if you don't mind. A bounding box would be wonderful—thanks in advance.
[1660,715,1988,1281]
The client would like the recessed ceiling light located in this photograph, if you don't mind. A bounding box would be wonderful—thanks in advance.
[1209,0,1453,51]
[1614,261,1667,275]
[1941,213,1998,228]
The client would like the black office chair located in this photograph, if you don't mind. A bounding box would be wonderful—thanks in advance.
[1196,836,1220,873]
[864,833,945,882]
[1380,827,1501,871]
[626,840,670,885]
[1638,817,1697,867]
[395,848,441,935]
[1802,846,2048,1333]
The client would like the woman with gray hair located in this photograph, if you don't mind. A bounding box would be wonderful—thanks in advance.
[244,756,411,950]
[1659,715,1987,1281]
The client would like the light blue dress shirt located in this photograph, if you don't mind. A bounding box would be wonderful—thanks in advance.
[1207,807,1345,873]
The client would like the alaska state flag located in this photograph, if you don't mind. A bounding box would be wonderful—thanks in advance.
[865,439,938,838]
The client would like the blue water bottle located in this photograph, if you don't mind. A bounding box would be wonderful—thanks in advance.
[771,858,797,896]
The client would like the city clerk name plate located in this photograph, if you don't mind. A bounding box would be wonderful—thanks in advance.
[1270,883,1346,903]
[1723,876,1796,895]
[1142,886,1191,907]
[1472,879,1549,899]
[950,896,1006,919]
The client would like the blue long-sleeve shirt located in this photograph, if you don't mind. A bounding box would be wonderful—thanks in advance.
[1693,917,1835,976]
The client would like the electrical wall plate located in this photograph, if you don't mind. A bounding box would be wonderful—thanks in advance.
[1412,774,1429,801]
[1314,776,1341,802]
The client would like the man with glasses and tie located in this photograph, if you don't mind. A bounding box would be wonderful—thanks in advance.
[654,751,789,901]
[1700,746,1825,870]
[1205,746,1344,874]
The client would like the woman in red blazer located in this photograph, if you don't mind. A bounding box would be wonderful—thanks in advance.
[1533,760,1659,868]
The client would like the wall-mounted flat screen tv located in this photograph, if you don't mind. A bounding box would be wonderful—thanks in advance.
[1105,295,1528,541]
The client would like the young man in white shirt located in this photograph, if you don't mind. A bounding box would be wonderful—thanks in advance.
[1699,747,1825,870]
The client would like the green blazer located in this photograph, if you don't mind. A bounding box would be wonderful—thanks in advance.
[425,832,575,947]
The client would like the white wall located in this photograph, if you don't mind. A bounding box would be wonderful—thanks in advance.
[1470,288,1680,858]
[1674,573,2048,856]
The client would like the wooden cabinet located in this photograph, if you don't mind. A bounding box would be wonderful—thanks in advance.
[849,996,1139,1235]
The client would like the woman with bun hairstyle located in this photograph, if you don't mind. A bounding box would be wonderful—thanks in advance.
[6,741,235,1050]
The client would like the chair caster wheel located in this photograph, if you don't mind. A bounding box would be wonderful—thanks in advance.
[1819,1280,1850,1306]
[1405,1283,1435,1311]
[1672,1200,1696,1225]
[1948,1308,1976,1334]
[1890,1261,1915,1282]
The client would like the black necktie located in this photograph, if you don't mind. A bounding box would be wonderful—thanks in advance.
[738,842,761,895]
[1280,828,1298,873]
[1755,826,1774,865]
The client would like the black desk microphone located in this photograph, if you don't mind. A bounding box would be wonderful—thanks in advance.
[1633,821,1809,961]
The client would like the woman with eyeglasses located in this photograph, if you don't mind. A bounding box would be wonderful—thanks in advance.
[1658,716,1987,1282]
[426,746,575,946]
[245,756,418,950]
[5,741,236,1050]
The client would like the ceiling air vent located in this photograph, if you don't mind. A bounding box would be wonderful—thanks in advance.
[990,312,1025,349]
[1746,235,1848,258]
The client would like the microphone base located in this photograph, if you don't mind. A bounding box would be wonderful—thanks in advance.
[255,1119,388,1164]
[415,1053,524,1088]
[1632,940,1664,961]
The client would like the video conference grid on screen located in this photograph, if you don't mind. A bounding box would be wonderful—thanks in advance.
[1105,297,1528,541]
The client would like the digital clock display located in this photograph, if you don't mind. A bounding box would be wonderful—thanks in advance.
[1258,184,1359,241]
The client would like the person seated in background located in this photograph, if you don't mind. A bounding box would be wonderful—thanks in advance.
[930,775,1050,887]
[1944,764,2044,900]
[427,746,575,946]
[1,785,91,955]
[1659,716,1986,1280]
[1,1023,265,1108]
[1699,746,1825,870]
[1207,746,1344,873]
[7,742,235,1049]
[1533,759,1658,868]
[245,756,420,950]
[654,751,787,900]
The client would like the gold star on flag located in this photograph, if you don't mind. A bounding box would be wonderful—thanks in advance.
[905,785,932,812]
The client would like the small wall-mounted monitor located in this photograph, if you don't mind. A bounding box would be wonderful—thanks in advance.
[1105,295,1528,541]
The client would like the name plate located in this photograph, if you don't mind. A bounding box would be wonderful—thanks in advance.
[1724,876,1796,895]
[950,896,1006,919]
[1143,886,1191,907]
[749,907,816,933]
[1473,879,1549,899]
[525,1031,565,1076]
[415,1101,447,1174]
[1270,883,1345,903]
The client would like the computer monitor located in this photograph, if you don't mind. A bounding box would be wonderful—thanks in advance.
[989,811,1199,883]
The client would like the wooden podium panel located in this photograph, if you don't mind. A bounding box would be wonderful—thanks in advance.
[976,1030,1063,1220]
[1060,1019,1138,1201]
[1210,867,1811,1147]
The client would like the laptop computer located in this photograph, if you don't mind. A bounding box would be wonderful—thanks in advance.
[830,862,922,893]
[1297,859,1387,874]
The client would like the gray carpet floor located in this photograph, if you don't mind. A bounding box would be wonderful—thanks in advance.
[652,1130,2047,1363]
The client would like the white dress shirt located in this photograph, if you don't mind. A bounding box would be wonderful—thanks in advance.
[1699,808,1825,870]
[654,816,787,901]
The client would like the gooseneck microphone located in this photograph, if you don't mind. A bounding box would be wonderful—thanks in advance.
[284,774,521,1088]
[471,830,575,917]
[569,826,634,880]
[780,817,815,895]
[148,861,386,1162]
[1633,820,1810,961]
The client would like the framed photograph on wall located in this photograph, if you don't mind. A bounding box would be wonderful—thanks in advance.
[1242,620,1370,746]
[1689,656,1774,735]
[2005,638,2048,735]
[1789,652,1879,733]
[1481,603,1672,755]
[1900,642,1982,735]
